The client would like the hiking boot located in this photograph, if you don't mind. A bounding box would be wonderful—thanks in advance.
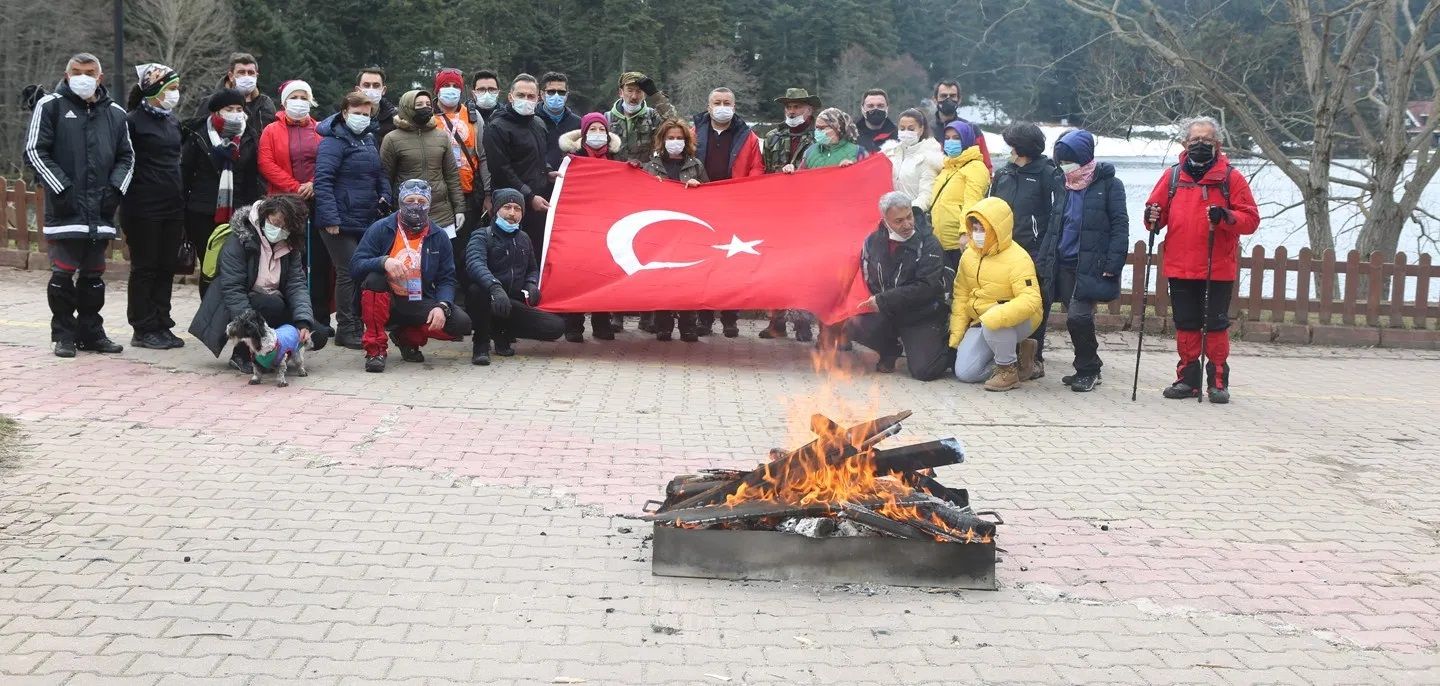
[1070,373,1101,392]
[130,331,171,350]
[229,349,253,374]
[494,339,515,357]
[1017,339,1037,382]
[77,337,124,354]
[876,356,897,374]
[389,332,423,362]
[695,321,714,337]
[161,330,186,348]
[723,325,740,338]
[1207,387,1231,404]
[53,340,77,358]
[471,342,491,366]
[1061,372,1077,386]
[1029,358,1046,380]
[565,330,585,343]
[984,363,1020,392]
[336,325,363,350]
[758,325,786,339]
[1163,381,1201,399]
[364,355,386,373]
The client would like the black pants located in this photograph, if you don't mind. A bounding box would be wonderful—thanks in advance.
[1168,278,1234,332]
[304,219,333,330]
[121,210,184,334]
[186,210,218,296]
[563,312,614,336]
[846,312,951,381]
[656,311,699,337]
[465,283,565,347]
[1030,275,1050,360]
[697,311,739,331]
[1053,268,1102,376]
[248,293,294,328]
[521,208,547,261]
[46,238,109,343]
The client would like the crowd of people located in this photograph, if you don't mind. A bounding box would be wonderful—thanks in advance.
[23,51,1259,401]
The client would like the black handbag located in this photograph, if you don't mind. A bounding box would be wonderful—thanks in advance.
[175,239,197,275]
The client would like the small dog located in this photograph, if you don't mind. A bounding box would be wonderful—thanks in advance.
[225,309,308,387]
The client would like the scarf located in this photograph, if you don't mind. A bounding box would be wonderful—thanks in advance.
[139,100,171,118]
[253,234,292,296]
[1064,159,1098,191]
[815,107,859,145]
[206,115,242,223]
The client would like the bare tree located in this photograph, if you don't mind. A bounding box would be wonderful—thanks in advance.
[669,44,759,120]
[825,46,930,116]
[126,0,236,98]
[0,1,108,175]
[1065,0,1440,258]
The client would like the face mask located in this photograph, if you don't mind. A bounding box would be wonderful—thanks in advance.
[864,109,888,126]
[813,129,831,145]
[784,114,805,128]
[411,107,434,126]
[711,106,734,124]
[937,99,958,116]
[511,99,536,116]
[345,113,372,134]
[474,91,499,109]
[1059,162,1080,174]
[399,203,428,228]
[262,221,288,244]
[887,225,912,242]
[1187,141,1216,164]
[437,87,462,108]
[68,75,98,100]
[585,132,609,149]
[361,87,382,103]
[220,111,246,136]
[896,130,918,145]
[544,94,566,112]
[943,140,963,157]
[971,230,986,248]
[620,100,642,115]
[234,75,257,93]
[159,90,180,110]
[664,139,685,156]
[284,99,312,120]
[495,216,520,233]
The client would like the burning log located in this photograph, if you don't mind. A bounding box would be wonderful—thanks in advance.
[641,492,934,526]
[838,504,931,540]
[872,438,964,474]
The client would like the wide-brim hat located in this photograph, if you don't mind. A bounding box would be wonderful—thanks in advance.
[774,87,822,108]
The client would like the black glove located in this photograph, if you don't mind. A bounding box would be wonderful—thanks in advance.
[378,197,393,215]
[523,288,540,306]
[1207,205,1229,224]
[489,284,511,318]
[636,77,659,97]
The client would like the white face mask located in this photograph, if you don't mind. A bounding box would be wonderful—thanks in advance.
[68,75,98,100]
[220,110,248,125]
[621,100,643,114]
[971,230,986,248]
[474,91,499,109]
[784,114,805,128]
[1059,162,1080,174]
[361,87,383,103]
[510,98,536,116]
[159,90,180,110]
[437,87,461,107]
[896,130,919,145]
[585,132,609,149]
[710,105,734,123]
[887,226,912,242]
[345,113,372,134]
[664,139,685,156]
[234,75,257,93]
[262,221,288,244]
[284,99,312,120]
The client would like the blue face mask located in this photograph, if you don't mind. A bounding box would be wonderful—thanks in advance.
[544,94,566,112]
[943,140,964,157]
[813,129,831,146]
[495,216,520,233]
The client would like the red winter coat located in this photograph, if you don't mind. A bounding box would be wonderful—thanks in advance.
[1145,152,1259,280]
[258,116,320,194]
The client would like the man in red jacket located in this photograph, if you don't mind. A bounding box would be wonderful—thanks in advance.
[1144,116,1260,403]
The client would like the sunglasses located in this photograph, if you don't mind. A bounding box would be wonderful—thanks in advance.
[545,89,568,96]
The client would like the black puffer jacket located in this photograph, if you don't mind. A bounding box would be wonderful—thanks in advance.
[23,81,134,240]
[1034,163,1129,302]
[860,222,949,326]
[989,155,1064,259]
[188,206,314,355]
[180,114,262,217]
[466,222,538,298]
[482,104,552,205]
[122,105,183,218]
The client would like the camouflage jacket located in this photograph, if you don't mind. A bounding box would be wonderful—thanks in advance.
[606,97,675,163]
[762,126,814,173]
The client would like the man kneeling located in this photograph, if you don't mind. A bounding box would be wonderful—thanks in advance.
[465,188,565,365]
[352,179,472,372]
[847,191,951,381]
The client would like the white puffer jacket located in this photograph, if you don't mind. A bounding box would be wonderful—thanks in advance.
[881,137,944,211]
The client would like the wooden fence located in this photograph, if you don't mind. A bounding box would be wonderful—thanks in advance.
[4,176,1439,343]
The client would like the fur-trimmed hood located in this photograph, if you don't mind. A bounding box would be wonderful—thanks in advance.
[558,128,621,154]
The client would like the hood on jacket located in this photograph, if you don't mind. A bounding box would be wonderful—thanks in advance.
[965,196,1015,257]
[317,111,379,139]
[395,89,436,131]
[946,120,977,150]
[1055,130,1096,166]
[558,128,621,154]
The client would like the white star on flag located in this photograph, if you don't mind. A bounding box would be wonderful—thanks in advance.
[712,235,763,257]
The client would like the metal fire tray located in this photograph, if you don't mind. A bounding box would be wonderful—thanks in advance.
[652,525,997,590]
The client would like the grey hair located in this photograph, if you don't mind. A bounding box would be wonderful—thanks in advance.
[879,191,913,215]
[66,52,102,73]
[1180,115,1223,140]
[709,87,734,99]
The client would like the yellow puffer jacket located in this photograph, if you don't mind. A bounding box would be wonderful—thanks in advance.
[947,196,1044,347]
[928,145,990,251]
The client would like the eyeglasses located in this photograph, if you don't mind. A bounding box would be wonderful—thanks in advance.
[545,89,568,96]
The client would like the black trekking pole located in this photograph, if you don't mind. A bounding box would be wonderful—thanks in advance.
[1132,209,1160,401]
[1197,217,1217,404]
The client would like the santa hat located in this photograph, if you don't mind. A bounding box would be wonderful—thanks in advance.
[278,80,313,103]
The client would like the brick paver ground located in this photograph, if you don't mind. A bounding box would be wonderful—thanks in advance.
[0,269,1436,685]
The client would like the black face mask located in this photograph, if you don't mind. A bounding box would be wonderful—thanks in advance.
[864,109,888,126]
[412,107,434,126]
[1187,141,1216,165]
[937,100,958,116]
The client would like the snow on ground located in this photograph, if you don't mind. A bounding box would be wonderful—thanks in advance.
[980,125,1183,160]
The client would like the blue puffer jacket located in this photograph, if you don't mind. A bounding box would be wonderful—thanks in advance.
[314,112,392,235]
[351,214,458,304]
[1036,160,1130,302]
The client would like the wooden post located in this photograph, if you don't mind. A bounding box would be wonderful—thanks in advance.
[1318,249,1336,325]
[16,179,33,252]
[1155,241,1169,324]
[1271,246,1288,324]
[1295,247,1313,325]
[1415,254,1433,330]
[1247,246,1265,321]
[1341,250,1361,326]
[1389,253,1408,328]
[1364,252,1385,327]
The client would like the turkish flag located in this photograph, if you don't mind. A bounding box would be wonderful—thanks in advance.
[539,155,892,324]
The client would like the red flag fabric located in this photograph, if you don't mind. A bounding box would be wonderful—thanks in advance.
[539,154,893,324]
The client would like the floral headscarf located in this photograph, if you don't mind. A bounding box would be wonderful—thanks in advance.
[815,107,858,144]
